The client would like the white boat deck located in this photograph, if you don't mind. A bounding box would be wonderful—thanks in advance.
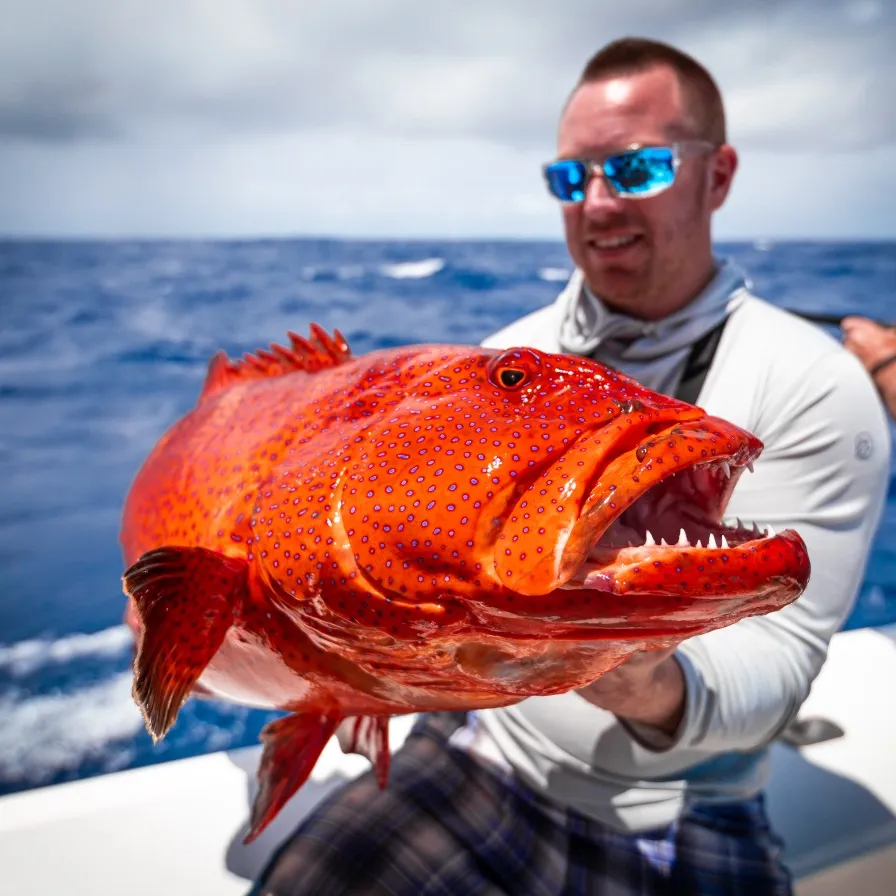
[2,625,895,895]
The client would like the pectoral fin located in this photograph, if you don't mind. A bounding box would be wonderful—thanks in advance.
[123,546,245,740]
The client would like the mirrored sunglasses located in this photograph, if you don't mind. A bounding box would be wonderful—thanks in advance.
[542,141,716,203]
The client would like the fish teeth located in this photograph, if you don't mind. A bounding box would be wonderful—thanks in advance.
[719,461,731,479]
[660,538,669,546]
[695,539,703,549]
[747,461,755,473]
[721,534,730,549]
[677,528,689,546]
[644,530,656,546]
[707,533,717,549]
[766,525,776,538]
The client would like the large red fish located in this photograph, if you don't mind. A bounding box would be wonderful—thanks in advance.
[121,325,810,841]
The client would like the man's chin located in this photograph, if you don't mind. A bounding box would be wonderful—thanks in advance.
[582,270,650,314]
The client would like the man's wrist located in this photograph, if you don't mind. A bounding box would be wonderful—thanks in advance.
[578,653,686,736]
[872,354,896,399]
[627,654,686,736]
[870,351,896,378]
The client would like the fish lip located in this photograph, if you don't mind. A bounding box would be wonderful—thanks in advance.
[566,528,810,591]
[547,528,811,639]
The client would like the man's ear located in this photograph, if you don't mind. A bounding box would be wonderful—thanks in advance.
[708,144,738,211]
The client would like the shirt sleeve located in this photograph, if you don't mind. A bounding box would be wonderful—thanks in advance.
[631,349,891,754]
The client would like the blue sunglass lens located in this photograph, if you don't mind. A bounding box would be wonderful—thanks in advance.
[604,147,675,195]
[545,148,678,202]
[544,160,589,202]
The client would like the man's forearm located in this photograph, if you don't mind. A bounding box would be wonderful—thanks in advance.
[577,650,686,736]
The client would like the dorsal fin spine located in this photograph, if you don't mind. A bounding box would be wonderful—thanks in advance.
[198,324,352,401]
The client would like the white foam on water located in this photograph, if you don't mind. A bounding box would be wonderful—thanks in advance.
[0,626,133,678]
[0,672,144,783]
[128,301,182,339]
[380,258,445,280]
[537,266,570,283]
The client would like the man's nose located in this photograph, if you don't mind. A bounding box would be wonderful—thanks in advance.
[582,169,625,216]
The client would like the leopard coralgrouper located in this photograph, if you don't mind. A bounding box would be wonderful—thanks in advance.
[120,324,810,840]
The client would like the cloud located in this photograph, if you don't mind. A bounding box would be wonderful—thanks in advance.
[694,2,895,151]
[0,0,893,237]
[3,0,891,150]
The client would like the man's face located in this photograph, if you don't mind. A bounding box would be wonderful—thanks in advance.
[556,65,735,319]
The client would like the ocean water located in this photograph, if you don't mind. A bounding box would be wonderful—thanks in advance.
[1,238,894,796]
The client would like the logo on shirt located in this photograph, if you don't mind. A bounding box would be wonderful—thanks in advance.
[855,432,874,460]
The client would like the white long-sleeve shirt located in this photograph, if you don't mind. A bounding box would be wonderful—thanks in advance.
[455,269,891,833]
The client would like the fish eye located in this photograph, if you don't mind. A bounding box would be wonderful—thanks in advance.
[487,348,541,391]
[498,367,526,388]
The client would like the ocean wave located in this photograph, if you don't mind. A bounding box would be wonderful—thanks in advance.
[380,258,445,280]
[0,626,133,678]
[537,266,570,283]
[127,302,183,339]
[0,672,144,784]
[337,264,365,281]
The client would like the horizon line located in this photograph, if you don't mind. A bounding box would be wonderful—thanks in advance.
[1,233,894,245]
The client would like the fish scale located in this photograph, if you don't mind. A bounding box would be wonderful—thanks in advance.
[120,324,810,842]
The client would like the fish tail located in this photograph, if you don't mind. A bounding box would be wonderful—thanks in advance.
[123,546,245,740]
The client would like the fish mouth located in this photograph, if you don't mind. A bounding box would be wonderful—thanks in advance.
[569,416,764,582]
[496,414,810,635]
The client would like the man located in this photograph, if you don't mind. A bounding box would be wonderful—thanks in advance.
[255,38,889,895]
[843,315,896,420]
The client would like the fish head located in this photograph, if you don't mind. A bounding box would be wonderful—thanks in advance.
[324,344,809,642]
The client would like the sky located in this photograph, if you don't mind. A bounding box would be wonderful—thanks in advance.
[0,0,893,240]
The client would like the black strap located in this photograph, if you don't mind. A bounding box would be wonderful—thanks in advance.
[673,317,729,404]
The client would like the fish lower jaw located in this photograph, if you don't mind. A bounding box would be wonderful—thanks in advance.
[559,527,809,604]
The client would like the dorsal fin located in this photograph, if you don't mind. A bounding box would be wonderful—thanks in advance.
[199,323,351,400]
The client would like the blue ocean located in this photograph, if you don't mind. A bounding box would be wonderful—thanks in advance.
[1,238,894,796]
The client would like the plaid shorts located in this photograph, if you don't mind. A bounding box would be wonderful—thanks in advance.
[252,712,792,895]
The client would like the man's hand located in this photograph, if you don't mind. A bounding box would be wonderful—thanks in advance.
[842,316,896,420]
[576,646,685,737]
[842,316,896,373]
